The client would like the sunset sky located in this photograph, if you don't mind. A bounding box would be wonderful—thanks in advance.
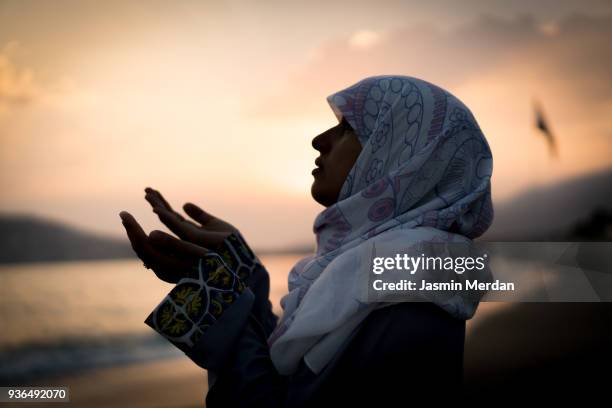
[1,0,611,249]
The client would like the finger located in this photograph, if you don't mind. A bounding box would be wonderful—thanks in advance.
[149,230,209,259]
[145,189,200,228]
[145,191,181,221]
[119,212,194,283]
[120,213,174,278]
[183,202,215,225]
[144,187,175,213]
[120,211,149,256]
[120,212,171,267]
[153,207,200,241]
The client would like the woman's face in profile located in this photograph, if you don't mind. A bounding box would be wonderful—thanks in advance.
[311,118,362,207]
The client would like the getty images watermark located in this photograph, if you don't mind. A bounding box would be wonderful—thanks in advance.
[371,252,514,292]
[358,241,612,303]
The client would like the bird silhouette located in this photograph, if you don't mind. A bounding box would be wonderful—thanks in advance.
[533,99,558,157]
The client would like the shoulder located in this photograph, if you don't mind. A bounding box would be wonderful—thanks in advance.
[308,302,466,405]
[345,302,466,362]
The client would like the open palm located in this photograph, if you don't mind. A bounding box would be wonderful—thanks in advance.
[120,188,241,283]
[144,187,238,249]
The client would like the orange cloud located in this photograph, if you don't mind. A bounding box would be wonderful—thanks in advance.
[245,13,612,118]
[0,42,38,110]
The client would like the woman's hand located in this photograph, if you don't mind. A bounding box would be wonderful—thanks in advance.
[144,187,238,249]
[120,211,208,283]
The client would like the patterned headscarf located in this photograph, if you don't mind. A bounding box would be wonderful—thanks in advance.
[269,75,494,375]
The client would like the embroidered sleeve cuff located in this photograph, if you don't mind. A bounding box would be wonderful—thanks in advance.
[145,252,255,369]
[214,231,262,282]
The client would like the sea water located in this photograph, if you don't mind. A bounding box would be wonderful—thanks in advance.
[0,255,301,382]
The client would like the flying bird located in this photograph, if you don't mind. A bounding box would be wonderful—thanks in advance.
[533,99,558,157]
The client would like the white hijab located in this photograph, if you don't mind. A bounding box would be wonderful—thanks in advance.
[268,75,494,375]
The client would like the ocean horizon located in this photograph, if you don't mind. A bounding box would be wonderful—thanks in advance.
[0,256,302,383]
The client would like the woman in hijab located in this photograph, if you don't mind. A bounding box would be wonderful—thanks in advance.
[120,75,494,406]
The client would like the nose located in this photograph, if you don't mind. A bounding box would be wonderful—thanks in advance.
[312,127,333,153]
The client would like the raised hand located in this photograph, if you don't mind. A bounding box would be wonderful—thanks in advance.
[120,211,208,283]
[144,187,238,249]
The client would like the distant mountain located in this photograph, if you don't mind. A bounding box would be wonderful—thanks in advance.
[1,168,610,263]
[481,168,612,241]
[0,214,133,264]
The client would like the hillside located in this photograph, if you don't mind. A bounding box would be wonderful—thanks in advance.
[0,214,133,263]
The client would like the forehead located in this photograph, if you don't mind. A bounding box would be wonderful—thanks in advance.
[333,118,355,138]
[330,117,352,135]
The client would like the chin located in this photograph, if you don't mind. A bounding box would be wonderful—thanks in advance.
[310,182,325,206]
[311,181,335,207]
[310,181,322,203]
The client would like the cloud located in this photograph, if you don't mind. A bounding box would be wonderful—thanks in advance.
[348,30,385,50]
[0,41,38,110]
[244,12,612,119]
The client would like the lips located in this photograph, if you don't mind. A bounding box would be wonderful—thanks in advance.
[312,157,324,176]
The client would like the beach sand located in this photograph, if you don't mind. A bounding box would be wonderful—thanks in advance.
[4,303,612,406]
[5,358,209,408]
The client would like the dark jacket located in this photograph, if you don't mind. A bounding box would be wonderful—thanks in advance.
[194,263,466,407]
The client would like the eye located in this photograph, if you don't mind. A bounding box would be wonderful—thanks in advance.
[341,118,353,132]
